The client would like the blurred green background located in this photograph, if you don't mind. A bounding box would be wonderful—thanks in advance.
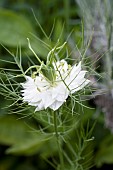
[0,0,113,170]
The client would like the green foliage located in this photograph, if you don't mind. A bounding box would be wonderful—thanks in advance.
[0,115,57,156]
[95,134,113,167]
[0,9,36,47]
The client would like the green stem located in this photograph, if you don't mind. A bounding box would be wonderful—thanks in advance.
[53,111,64,170]
[27,38,42,64]
[64,0,70,32]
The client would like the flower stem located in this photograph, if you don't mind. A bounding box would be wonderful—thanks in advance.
[27,38,42,64]
[53,111,64,170]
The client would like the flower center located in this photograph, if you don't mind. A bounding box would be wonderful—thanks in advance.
[35,60,72,93]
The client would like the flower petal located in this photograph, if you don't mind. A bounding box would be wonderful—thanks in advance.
[51,83,69,102]
[35,101,45,111]
[49,101,64,110]
[41,91,55,109]
[70,62,81,78]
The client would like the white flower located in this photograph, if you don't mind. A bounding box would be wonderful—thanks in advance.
[21,60,90,111]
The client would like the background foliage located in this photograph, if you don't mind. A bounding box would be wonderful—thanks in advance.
[0,0,113,169]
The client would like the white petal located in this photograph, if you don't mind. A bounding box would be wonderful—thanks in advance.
[30,93,42,103]
[22,89,38,100]
[41,91,55,108]
[67,71,87,86]
[21,76,35,88]
[28,102,38,106]
[35,76,49,88]
[70,79,90,94]
[35,101,45,111]
[51,83,69,102]
[70,62,81,78]
[53,60,69,79]
[49,101,64,110]
[21,76,43,105]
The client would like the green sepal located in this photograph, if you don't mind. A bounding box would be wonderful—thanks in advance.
[41,65,56,82]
